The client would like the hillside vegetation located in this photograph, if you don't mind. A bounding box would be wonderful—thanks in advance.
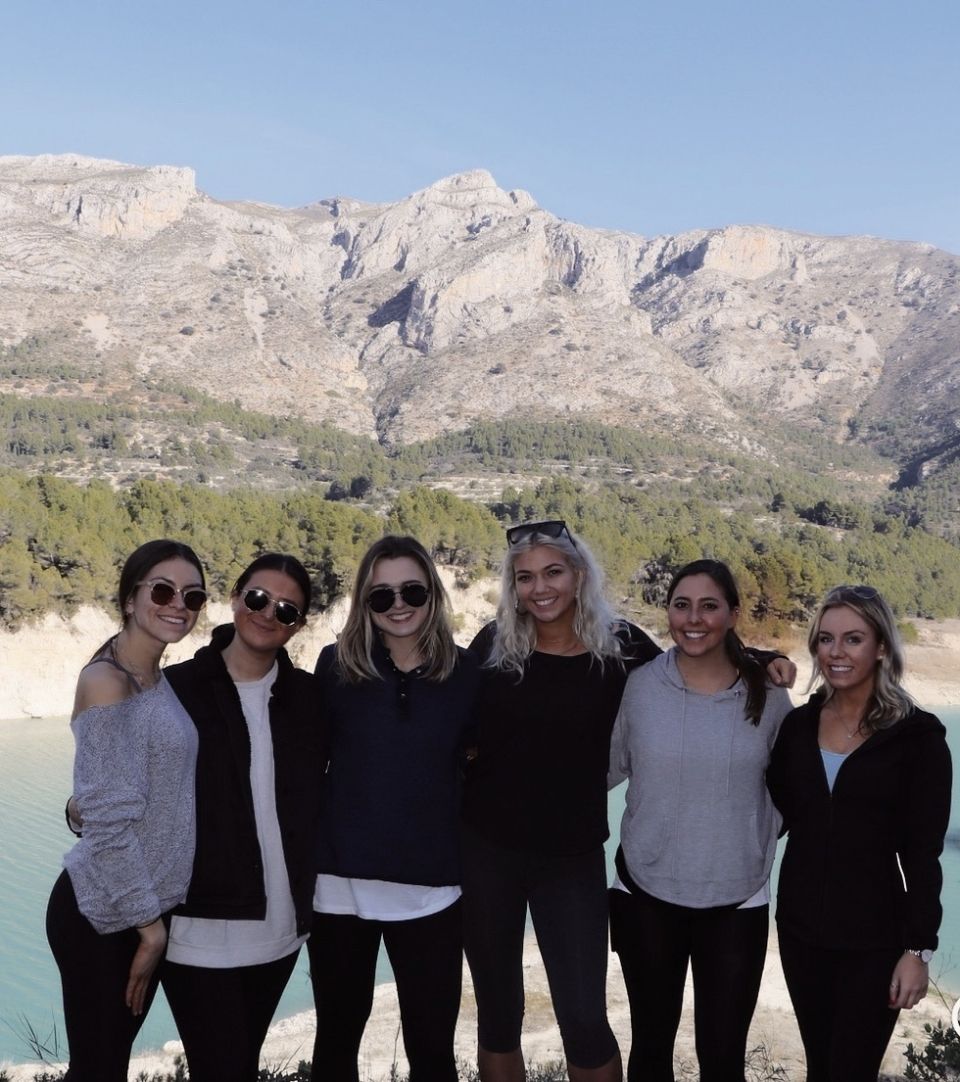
[1,361,958,633]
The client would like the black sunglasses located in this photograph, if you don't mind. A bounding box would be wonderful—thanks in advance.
[138,580,207,612]
[367,583,431,613]
[827,585,880,602]
[241,587,302,627]
[506,520,573,546]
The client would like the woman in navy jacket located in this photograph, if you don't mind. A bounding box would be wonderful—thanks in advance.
[309,535,479,1082]
[767,585,952,1082]
[162,553,323,1082]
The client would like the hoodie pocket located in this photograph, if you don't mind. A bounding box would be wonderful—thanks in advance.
[627,816,668,866]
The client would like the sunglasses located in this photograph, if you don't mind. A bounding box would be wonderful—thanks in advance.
[138,580,208,612]
[241,587,303,627]
[827,585,880,601]
[506,520,574,546]
[367,583,431,613]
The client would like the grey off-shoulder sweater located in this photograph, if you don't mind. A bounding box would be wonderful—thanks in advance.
[63,674,198,934]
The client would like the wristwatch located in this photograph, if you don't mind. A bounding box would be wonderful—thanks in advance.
[907,948,934,964]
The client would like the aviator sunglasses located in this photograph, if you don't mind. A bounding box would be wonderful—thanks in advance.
[138,580,208,612]
[367,583,431,613]
[241,587,303,627]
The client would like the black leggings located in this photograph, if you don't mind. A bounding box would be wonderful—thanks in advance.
[460,826,619,1070]
[778,927,901,1082]
[609,884,768,1082]
[307,900,463,1082]
[162,949,299,1082]
[45,869,163,1082]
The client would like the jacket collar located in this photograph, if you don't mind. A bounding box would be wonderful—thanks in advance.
[194,623,294,694]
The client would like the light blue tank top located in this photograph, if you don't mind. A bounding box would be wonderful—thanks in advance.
[820,748,848,793]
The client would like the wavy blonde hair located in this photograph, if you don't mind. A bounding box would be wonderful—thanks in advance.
[807,585,914,731]
[335,535,458,683]
[488,526,624,678]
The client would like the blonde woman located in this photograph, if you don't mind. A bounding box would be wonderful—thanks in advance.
[768,585,952,1081]
[309,535,480,1082]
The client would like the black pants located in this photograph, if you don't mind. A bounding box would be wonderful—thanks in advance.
[778,927,901,1082]
[609,884,768,1082]
[460,826,619,1070]
[161,948,299,1082]
[45,869,164,1082]
[307,900,463,1082]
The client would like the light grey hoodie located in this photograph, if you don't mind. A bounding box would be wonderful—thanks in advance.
[609,648,791,908]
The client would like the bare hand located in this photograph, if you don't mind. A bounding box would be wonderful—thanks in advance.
[767,657,797,688]
[888,952,929,1010]
[126,919,166,1016]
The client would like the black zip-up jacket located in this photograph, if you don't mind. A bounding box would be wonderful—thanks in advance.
[767,695,952,951]
[165,625,324,935]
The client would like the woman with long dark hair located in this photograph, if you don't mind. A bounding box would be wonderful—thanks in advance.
[309,534,479,1082]
[47,539,206,1082]
[767,585,952,1081]
[161,552,322,1082]
[608,559,793,1081]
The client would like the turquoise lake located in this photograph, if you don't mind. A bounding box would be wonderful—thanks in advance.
[1,709,958,1066]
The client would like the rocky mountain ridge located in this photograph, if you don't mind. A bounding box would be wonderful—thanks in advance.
[1,154,958,462]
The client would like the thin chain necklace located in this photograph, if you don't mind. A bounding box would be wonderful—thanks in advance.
[111,635,161,689]
[835,713,863,740]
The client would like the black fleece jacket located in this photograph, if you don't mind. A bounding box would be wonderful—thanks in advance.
[767,695,952,951]
[165,625,324,935]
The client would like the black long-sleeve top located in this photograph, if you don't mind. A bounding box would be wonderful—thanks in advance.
[461,622,661,856]
[767,695,952,951]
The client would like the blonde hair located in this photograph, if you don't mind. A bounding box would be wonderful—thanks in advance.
[807,585,914,731]
[335,535,458,683]
[488,526,624,678]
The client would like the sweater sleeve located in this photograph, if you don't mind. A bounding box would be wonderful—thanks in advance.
[607,693,631,790]
[897,717,953,949]
[67,696,161,932]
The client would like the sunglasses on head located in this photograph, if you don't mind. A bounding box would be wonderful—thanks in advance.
[827,585,880,602]
[367,583,431,613]
[138,580,207,612]
[241,587,302,626]
[506,520,574,547]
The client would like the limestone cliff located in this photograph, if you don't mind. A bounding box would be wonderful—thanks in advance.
[0,154,957,455]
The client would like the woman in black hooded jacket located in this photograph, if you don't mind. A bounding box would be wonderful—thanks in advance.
[767,585,952,1082]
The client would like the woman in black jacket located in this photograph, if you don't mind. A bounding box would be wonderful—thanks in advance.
[767,585,952,1082]
[162,553,323,1082]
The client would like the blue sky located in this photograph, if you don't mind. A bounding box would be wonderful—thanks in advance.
[4,0,959,253]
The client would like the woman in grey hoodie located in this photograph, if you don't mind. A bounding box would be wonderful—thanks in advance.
[608,559,792,1082]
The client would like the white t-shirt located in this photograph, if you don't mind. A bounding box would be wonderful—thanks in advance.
[314,873,461,922]
[167,663,306,967]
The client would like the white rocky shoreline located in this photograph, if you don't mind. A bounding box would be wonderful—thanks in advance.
[2,594,958,1079]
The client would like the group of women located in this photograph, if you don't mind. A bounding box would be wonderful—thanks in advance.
[48,522,952,1082]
